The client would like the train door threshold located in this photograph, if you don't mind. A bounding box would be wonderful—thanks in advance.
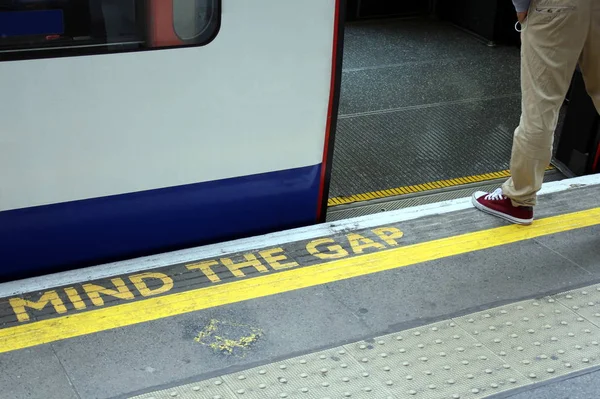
[327,167,564,222]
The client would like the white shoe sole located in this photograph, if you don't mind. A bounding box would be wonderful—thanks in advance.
[471,194,533,225]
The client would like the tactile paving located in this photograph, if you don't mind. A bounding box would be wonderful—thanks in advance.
[344,320,526,398]
[130,377,236,399]
[554,285,600,329]
[131,284,600,399]
[454,297,600,383]
[220,347,396,398]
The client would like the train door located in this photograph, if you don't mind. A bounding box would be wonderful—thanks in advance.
[324,0,570,221]
[1,0,340,279]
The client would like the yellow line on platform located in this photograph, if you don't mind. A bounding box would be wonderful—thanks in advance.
[327,167,556,207]
[1,206,599,354]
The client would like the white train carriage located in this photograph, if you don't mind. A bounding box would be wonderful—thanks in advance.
[0,0,344,279]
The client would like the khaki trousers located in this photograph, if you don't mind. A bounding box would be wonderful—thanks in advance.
[502,0,600,207]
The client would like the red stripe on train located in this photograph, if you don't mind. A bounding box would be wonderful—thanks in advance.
[147,0,183,47]
[316,0,341,221]
[592,142,600,173]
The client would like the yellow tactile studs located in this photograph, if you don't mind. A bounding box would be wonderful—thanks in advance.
[344,321,525,398]
[130,283,600,399]
[132,377,236,399]
[222,348,395,398]
[554,286,600,329]
[455,297,600,383]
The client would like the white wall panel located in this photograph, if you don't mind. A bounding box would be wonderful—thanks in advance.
[0,0,336,211]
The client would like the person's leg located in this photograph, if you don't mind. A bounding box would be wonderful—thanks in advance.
[579,0,600,114]
[473,0,591,225]
[503,0,591,206]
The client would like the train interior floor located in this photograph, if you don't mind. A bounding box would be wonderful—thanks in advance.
[329,16,567,206]
[1,174,600,399]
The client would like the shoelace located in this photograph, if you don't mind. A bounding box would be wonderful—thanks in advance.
[485,188,506,201]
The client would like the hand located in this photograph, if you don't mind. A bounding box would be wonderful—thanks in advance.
[517,11,528,23]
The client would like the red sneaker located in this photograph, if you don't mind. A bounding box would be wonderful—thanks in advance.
[472,188,534,225]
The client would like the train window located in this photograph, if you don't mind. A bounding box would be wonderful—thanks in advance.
[0,0,220,61]
[173,0,214,41]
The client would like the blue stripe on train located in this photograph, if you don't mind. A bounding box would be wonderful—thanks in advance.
[0,164,321,281]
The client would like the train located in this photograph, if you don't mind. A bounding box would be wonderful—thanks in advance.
[0,0,345,280]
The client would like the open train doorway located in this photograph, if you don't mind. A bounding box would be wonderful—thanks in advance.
[326,0,569,220]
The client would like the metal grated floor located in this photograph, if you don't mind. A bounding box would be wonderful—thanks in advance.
[329,17,570,203]
[331,96,521,198]
[330,17,524,200]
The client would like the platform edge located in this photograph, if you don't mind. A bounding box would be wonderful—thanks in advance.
[1,174,598,297]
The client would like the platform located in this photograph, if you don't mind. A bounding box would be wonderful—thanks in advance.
[1,175,600,399]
